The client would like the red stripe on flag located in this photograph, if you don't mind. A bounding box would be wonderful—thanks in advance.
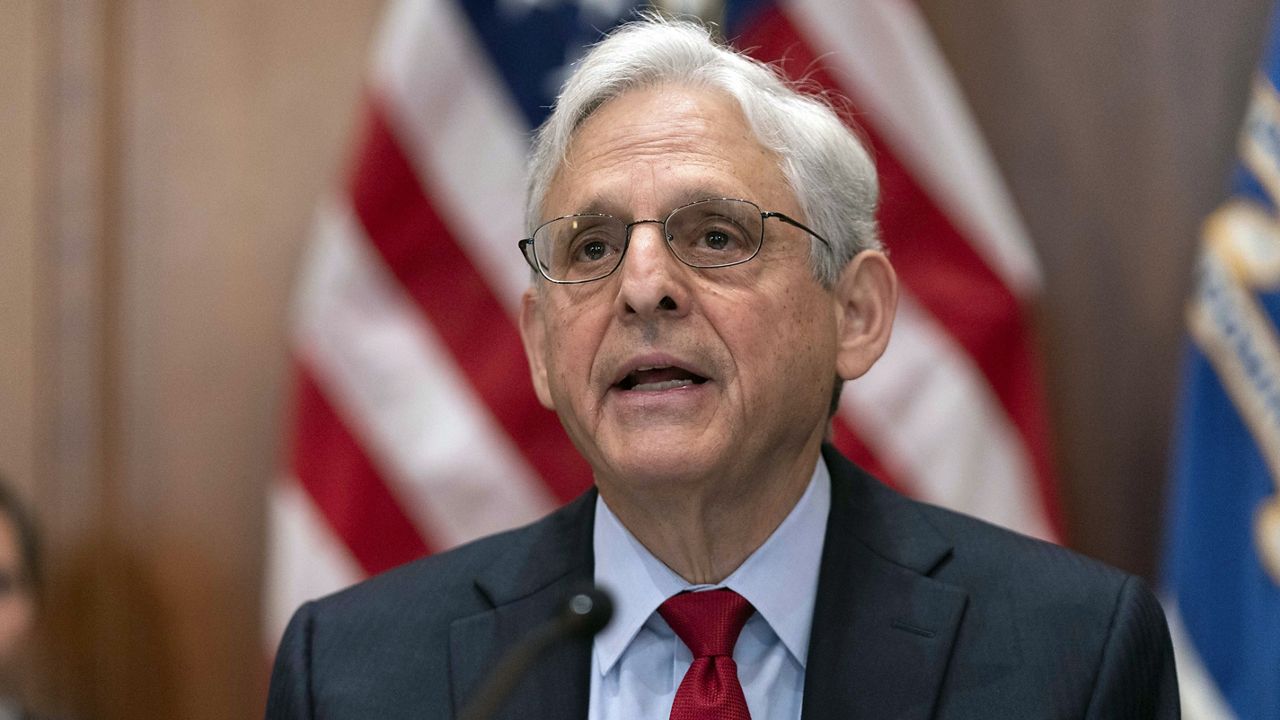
[875,148,1062,531]
[737,9,1062,535]
[291,361,433,575]
[832,416,904,493]
[346,97,594,504]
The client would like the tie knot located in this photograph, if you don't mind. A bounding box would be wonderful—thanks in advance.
[658,589,755,659]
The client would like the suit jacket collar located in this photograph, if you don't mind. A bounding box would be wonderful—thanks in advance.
[447,446,969,720]
[802,445,969,720]
[448,489,598,720]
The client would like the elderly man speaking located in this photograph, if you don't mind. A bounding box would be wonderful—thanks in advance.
[267,18,1178,720]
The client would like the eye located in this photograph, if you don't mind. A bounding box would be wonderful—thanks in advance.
[566,227,621,265]
[689,218,749,253]
[577,239,612,262]
[535,214,626,281]
[701,229,734,251]
[665,199,762,266]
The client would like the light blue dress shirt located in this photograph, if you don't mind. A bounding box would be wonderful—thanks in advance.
[588,459,831,720]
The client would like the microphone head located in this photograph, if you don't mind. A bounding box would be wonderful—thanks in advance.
[561,586,614,638]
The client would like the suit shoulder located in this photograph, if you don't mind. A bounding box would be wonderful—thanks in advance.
[900,492,1171,669]
[305,489,596,633]
[267,491,597,715]
[900,493,1176,715]
[910,497,1133,601]
[829,447,1151,620]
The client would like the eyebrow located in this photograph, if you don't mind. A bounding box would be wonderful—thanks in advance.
[574,199,624,216]
[570,186,740,218]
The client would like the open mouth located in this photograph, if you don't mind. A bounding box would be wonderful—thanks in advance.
[616,366,709,392]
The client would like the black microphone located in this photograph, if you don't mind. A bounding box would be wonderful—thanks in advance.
[459,586,614,720]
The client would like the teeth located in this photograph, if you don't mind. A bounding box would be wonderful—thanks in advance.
[631,378,695,392]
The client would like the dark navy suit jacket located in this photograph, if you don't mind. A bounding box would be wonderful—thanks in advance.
[266,446,1179,718]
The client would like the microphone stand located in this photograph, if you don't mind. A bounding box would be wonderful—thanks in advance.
[459,587,613,720]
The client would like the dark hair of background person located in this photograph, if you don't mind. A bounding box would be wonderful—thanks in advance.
[0,479,39,592]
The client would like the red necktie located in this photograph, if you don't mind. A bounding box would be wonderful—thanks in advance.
[658,589,756,720]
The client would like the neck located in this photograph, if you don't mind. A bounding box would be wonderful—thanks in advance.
[598,439,822,585]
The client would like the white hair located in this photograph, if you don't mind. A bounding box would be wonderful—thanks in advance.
[524,16,880,286]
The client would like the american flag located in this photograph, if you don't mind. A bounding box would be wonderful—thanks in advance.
[264,0,1062,647]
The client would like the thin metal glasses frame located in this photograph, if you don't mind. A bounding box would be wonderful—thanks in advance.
[517,197,832,285]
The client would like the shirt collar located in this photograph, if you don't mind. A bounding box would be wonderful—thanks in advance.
[592,458,831,675]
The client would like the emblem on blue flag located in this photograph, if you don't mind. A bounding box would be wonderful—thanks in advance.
[1163,12,1280,720]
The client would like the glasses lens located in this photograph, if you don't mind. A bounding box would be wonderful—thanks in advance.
[666,199,763,268]
[534,215,626,282]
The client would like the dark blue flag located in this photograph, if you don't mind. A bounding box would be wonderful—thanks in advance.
[1163,11,1280,719]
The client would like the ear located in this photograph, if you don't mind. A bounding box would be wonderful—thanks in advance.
[519,286,556,410]
[833,250,898,381]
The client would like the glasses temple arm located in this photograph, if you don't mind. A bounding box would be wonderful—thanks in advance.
[764,211,832,248]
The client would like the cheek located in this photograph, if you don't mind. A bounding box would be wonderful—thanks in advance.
[742,289,835,393]
[546,332,583,390]
[544,305,607,395]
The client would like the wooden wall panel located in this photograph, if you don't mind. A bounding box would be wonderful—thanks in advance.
[38,2,119,715]
[4,1,382,717]
[0,0,43,502]
[0,1,47,705]
[918,0,1274,575]
[106,4,383,717]
[106,3,383,717]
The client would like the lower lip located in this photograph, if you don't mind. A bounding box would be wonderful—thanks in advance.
[607,380,711,411]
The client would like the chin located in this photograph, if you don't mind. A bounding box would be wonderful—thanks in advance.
[595,443,724,489]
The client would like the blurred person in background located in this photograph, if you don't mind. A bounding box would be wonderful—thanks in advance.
[0,477,39,720]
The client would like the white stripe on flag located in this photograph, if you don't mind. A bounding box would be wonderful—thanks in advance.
[374,0,533,317]
[841,293,1053,540]
[263,478,363,650]
[785,0,1042,297]
[1162,599,1237,719]
[292,198,558,549]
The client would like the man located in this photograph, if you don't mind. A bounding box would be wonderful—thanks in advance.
[267,18,1178,719]
[0,479,39,720]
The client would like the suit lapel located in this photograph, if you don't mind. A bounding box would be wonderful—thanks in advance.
[449,490,598,720]
[802,447,969,720]
[445,450,969,719]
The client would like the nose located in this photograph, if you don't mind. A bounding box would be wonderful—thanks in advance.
[614,221,690,319]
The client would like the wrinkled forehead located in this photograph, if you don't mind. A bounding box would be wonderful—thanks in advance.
[543,84,791,220]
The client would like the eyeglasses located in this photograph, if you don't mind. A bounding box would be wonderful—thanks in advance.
[518,197,831,284]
